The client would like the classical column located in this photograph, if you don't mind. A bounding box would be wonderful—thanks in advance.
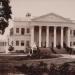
[67,27,70,47]
[54,27,56,47]
[31,26,34,47]
[39,26,42,47]
[61,27,64,48]
[72,30,73,36]
[46,26,49,47]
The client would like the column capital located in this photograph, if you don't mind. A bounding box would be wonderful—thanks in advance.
[31,26,34,28]
[61,27,64,29]
[54,26,57,28]
[46,26,49,28]
[46,26,49,27]
[68,27,70,29]
[39,26,42,28]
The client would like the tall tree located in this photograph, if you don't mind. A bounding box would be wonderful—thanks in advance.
[0,0,12,34]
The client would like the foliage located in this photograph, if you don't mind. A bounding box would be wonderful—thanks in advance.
[0,0,12,34]
[58,63,70,75]
[8,45,14,51]
[57,43,61,49]
[15,62,75,75]
[66,47,73,54]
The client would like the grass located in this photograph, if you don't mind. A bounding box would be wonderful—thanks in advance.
[0,54,75,74]
[0,54,74,66]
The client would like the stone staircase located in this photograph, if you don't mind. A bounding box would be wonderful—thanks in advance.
[53,48,68,54]
[39,47,68,54]
[39,47,53,54]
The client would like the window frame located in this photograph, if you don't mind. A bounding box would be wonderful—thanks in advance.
[73,42,75,45]
[16,40,19,46]
[21,28,25,35]
[16,28,19,33]
[21,40,24,46]
[10,28,13,35]
[27,28,30,33]
[26,41,30,47]
[73,30,75,36]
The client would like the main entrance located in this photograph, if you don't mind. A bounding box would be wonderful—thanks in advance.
[31,26,70,48]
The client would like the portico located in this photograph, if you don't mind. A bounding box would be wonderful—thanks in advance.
[31,26,70,48]
[30,13,73,48]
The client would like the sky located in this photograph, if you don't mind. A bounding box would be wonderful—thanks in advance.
[10,0,75,20]
[1,0,75,40]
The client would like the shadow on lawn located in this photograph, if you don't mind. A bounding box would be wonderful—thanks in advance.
[15,61,75,75]
[0,61,75,75]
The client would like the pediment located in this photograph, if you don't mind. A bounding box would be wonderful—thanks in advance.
[32,13,72,23]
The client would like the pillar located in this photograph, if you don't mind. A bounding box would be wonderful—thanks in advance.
[46,26,49,47]
[54,27,56,47]
[31,26,34,47]
[67,27,70,47]
[61,27,64,48]
[0,2,3,8]
[39,26,42,47]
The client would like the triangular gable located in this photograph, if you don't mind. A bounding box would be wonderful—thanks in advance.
[32,13,72,23]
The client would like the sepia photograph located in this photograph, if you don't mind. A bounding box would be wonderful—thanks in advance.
[0,0,75,75]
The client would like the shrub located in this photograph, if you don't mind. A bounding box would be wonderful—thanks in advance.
[8,45,14,52]
[15,50,25,53]
[57,44,61,49]
[58,63,70,75]
[66,47,73,54]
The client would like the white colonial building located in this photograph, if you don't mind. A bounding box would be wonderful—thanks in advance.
[9,13,75,52]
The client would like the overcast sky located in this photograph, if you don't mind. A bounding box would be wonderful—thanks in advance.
[1,0,75,40]
[10,0,75,20]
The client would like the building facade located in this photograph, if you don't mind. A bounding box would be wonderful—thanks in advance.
[9,13,75,51]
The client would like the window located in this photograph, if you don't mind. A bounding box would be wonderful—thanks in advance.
[70,30,72,34]
[16,41,19,46]
[10,28,13,35]
[16,28,19,33]
[27,28,30,33]
[21,28,25,35]
[0,30,2,34]
[21,40,24,46]
[5,42,7,46]
[70,42,72,46]
[26,41,30,47]
[73,30,75,36]
[11,41,13,46]
[73,42,75,45]
[0,2,2,6]
[0,2,2,7]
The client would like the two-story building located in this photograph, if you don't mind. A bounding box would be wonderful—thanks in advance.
[9,13,75,52]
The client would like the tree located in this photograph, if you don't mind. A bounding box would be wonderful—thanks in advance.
[0,0,12,34]
[58,63,70,75]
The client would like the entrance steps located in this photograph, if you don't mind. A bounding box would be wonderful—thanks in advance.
[53,48,68,54]
[39,47,53,54]
[39,47,68,54]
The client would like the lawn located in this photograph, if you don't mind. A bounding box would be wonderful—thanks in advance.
[0,54,74,66]
[0,54,75,75]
